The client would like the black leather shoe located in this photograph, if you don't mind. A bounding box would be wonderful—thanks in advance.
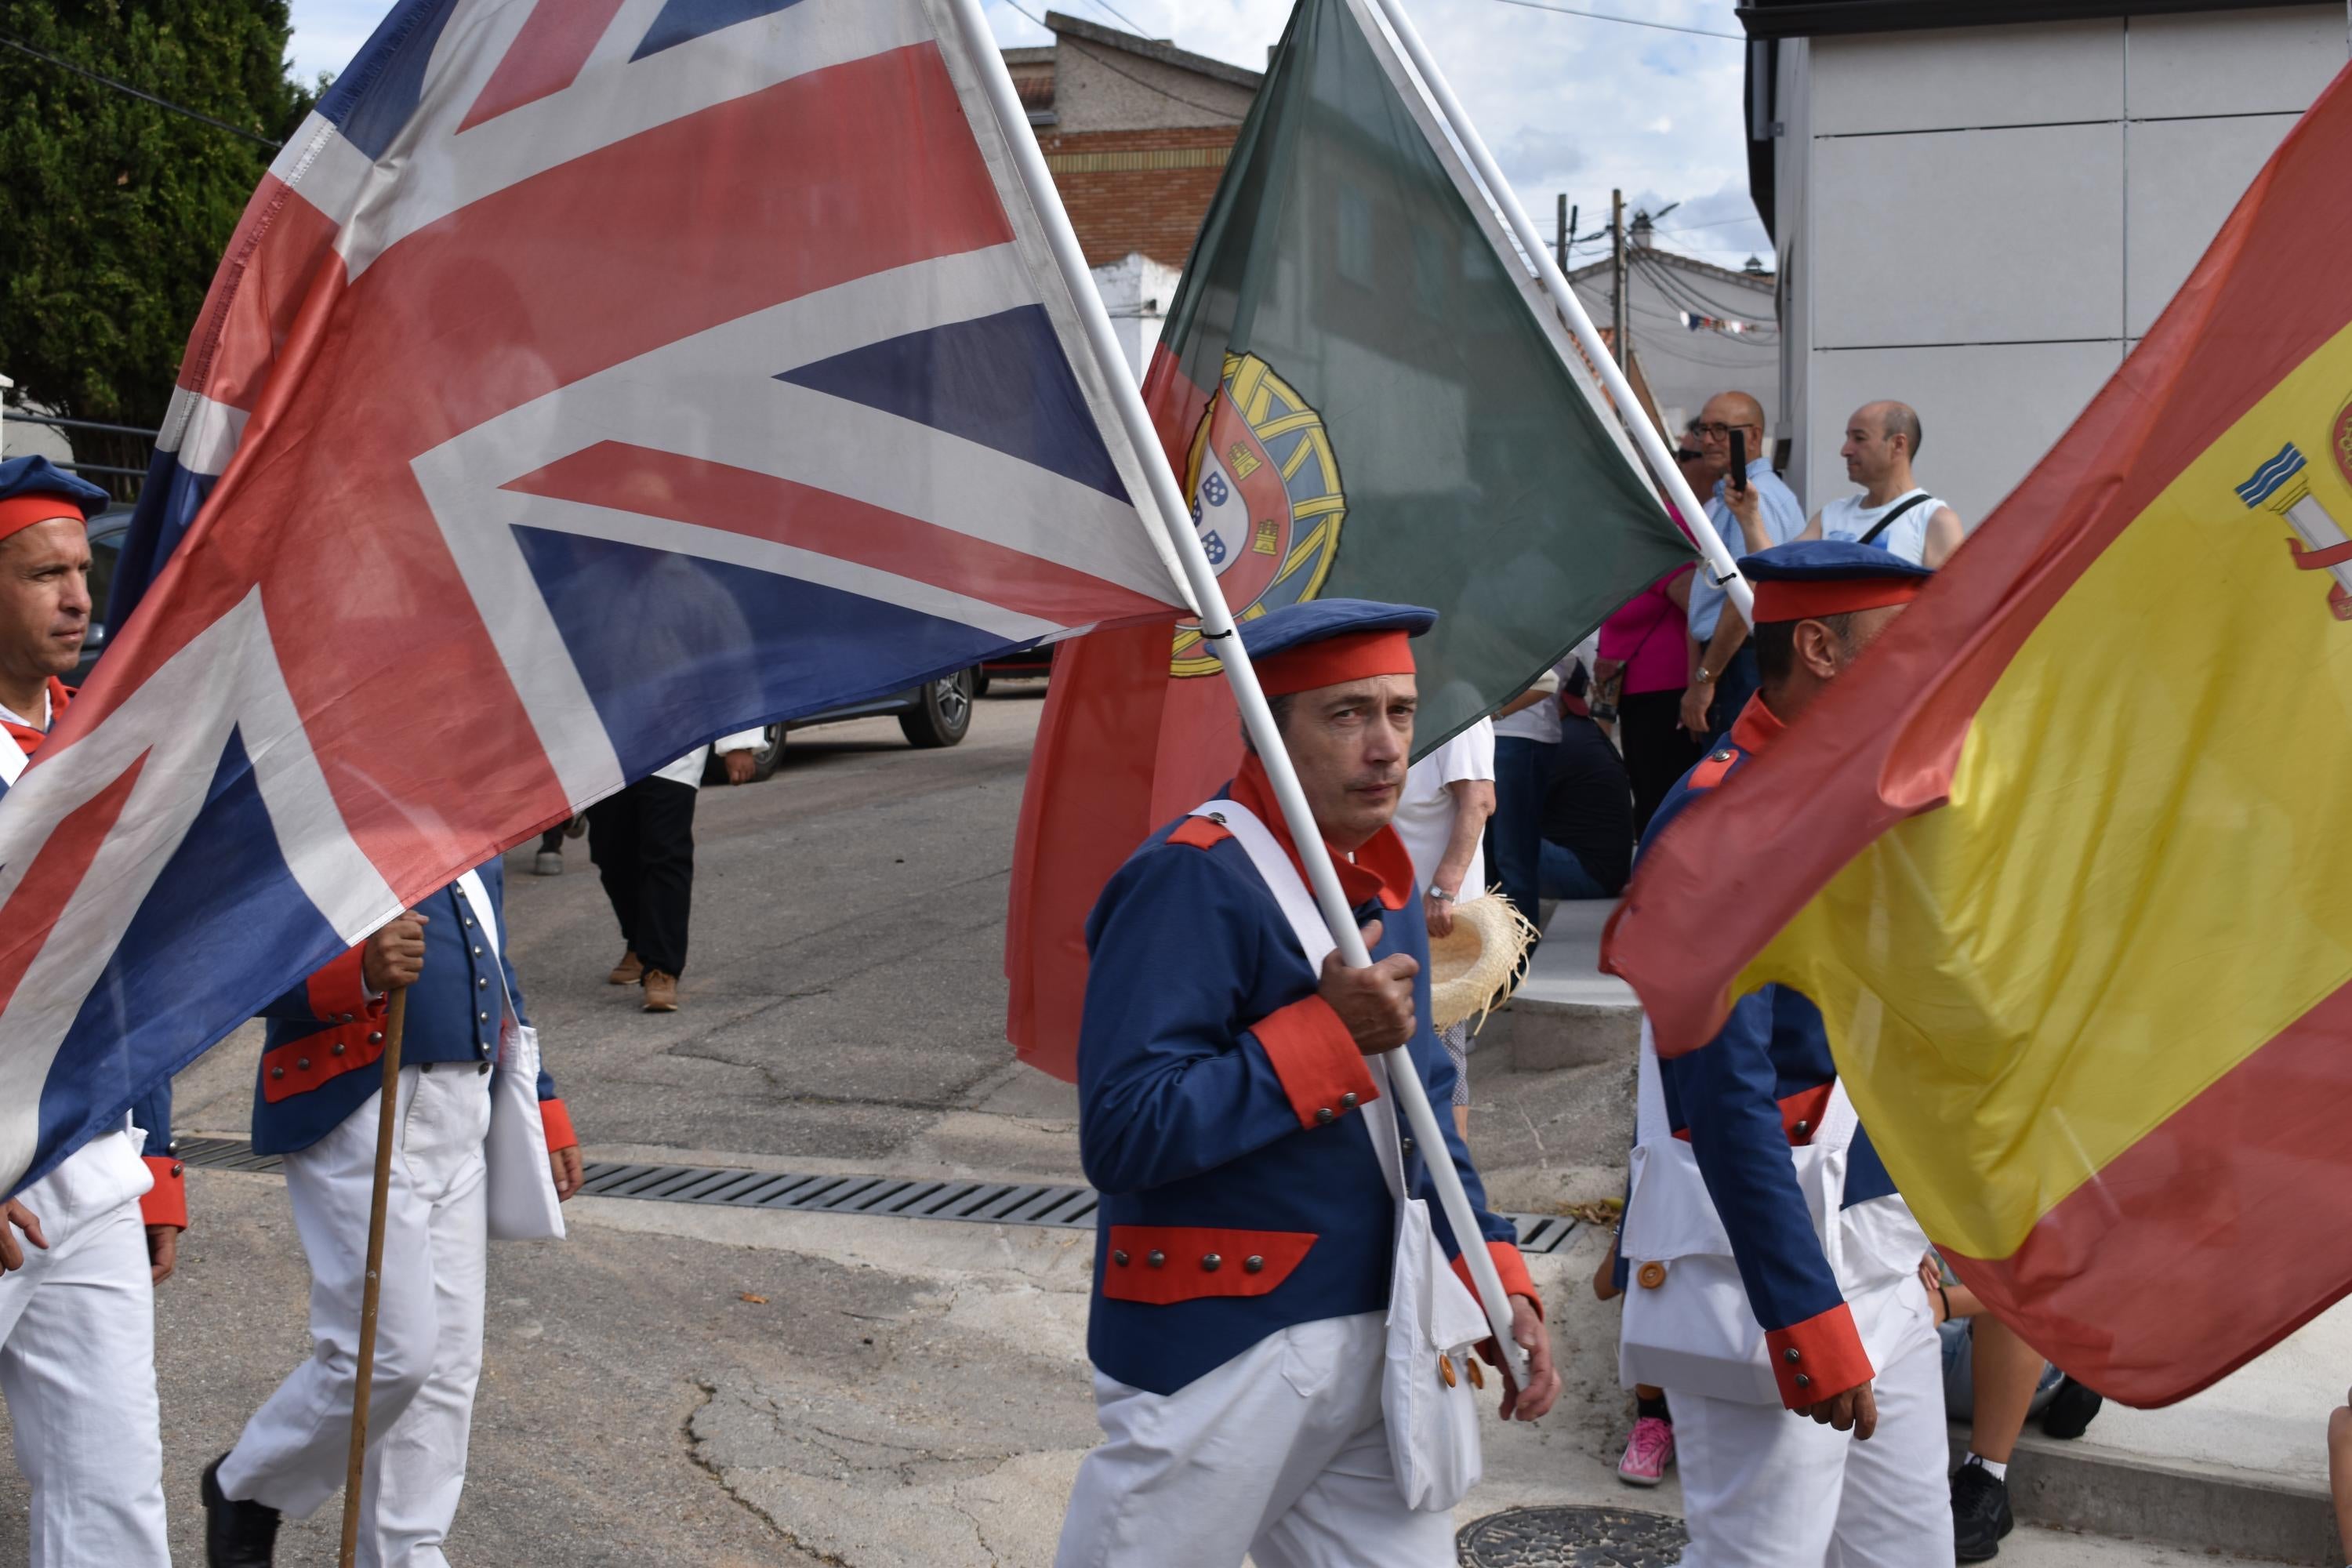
[2039,1375,2105,1440]
[201,1454,280,1566]
[1951,1458,2013,1562]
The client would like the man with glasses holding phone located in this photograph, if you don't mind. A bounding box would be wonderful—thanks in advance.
[1679,393,1806,743]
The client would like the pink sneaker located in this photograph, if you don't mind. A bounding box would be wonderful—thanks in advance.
[1617,1414,1675,1486]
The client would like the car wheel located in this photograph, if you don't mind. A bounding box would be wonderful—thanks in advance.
[700,724,786,784]
[971,666,992,699]
[747,724,785,781]
[898,670,975,748]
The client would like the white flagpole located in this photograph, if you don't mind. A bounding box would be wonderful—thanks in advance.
[1363,0,1757,625]
[945,0,1532,1385]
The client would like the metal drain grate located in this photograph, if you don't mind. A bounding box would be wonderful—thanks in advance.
[1458,1504,1687,1565]
[177,1138,1579,1254]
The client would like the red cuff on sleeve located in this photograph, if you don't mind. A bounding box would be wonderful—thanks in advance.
[538,1098,577,1152]
[1451,1239,1541,1319]
[1766,1302,1875,1410]
[1250,995,1380,1131]
[139,1154,187,1231]
[306,946,383,1025]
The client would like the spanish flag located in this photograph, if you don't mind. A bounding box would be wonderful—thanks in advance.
[1605,63,2352,1408]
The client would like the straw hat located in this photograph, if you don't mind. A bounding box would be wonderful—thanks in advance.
[1427,891,1538,1033]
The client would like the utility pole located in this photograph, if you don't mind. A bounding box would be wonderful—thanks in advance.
[1610,187,1628,370]
[1555,194,1569,273]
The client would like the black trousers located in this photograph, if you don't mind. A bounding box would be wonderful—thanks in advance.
[1618,689,1706,838]
[586,775,698,976]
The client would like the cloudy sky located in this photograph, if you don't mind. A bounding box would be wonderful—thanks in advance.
[282,0,1767,267]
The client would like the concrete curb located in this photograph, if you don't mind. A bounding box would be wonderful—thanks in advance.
[1473,997,1640,1075]
[1962,1431,2343,1566]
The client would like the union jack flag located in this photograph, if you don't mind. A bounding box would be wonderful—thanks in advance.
[0,0,1187,1198]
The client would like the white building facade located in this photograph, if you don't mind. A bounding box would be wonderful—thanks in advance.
[1745,0,2350,523]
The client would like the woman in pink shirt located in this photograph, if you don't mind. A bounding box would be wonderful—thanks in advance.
[1599,441,1719,834]
[1598,563,1700,835]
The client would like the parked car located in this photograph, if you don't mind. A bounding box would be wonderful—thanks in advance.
[702,667,978,783]
[68,506,133,687]
[973,642,1054,697]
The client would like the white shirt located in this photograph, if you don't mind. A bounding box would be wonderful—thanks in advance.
[1491,664,1565,745]
[653,728,768,789]
[1820,488,1944,565]
[1394,718,1495,900]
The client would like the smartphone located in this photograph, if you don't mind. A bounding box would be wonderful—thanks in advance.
[1729,429,1750,492]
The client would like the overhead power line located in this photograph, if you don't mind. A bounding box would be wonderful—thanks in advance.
[1000,0,1243,122]
[0,33,279,147]
[1082,0,1150,37]
[1485,0,1744,42]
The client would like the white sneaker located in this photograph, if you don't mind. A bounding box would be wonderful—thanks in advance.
[532,850,564,877]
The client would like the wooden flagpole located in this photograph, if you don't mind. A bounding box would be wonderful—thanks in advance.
[338,988,408,1568]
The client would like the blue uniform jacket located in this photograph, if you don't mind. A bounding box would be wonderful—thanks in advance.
[0,678,184,1228]
[1629,695,1896,1406]
[1078,757,1535,1396]
[252,861,570,1157]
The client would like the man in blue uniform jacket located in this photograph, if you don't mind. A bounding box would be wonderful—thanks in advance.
[1618,541,1953,1566]
[0,457,183,1565]
[201,862,581,1567]
[1054,599,1560,1568]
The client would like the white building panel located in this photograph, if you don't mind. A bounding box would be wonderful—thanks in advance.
[2125,5,2351,118]
[2126,112,2305,336]
[1809,22,2123,136]
[1813,122,2125,349]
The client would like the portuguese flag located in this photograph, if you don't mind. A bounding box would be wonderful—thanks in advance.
[1605,61,2352,1407]
[1006,0,1693,1076]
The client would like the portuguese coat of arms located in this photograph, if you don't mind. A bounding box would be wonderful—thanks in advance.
[1172,353,1348,675]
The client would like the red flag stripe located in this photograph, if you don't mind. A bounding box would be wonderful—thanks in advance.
[456,0,629,133]
[1944,971,2352,1406]
[0,754,147,1022]
[505,441,1177,630]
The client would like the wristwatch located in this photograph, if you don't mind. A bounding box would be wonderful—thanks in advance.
[1429,887,1457,904]
[1694,665,1717,686]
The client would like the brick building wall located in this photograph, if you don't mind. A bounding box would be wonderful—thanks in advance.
[1041,126,1239,269]
[1015,14,1261,270]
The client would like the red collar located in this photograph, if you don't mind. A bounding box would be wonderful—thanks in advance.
[1728,693,1786,756]
[1231,753,1414,912]
[2,677,71,760]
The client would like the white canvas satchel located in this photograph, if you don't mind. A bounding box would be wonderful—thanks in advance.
[456,869,566,1243]
[1187,800,1486,1512]
[1617,1015,1855,1403]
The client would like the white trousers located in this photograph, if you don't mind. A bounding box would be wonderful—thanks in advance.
[0,1133,169,1566]
[1669,1291,1954,1568]
[1055,1311,1454,1568]
[219,1065,491,1568]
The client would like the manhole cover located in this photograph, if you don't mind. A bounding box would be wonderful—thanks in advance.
[1457,1504,1686,1566]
